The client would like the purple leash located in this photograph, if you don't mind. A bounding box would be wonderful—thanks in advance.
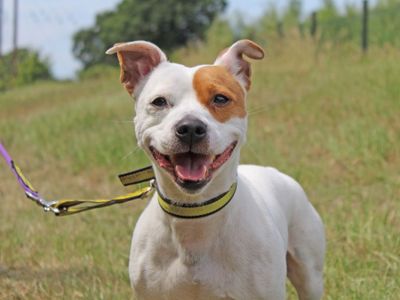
[0,142,154,216]
[0,142,39,197]
[0,142,58,213]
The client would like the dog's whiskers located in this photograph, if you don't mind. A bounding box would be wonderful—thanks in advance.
[121,146,142,161]
[245,141,264,165]
[110,119,135,124]
[247,106,269,116]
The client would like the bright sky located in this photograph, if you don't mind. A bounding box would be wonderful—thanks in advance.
[0,0,369,79]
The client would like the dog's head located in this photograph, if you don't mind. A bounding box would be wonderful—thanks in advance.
[107,40,264,197]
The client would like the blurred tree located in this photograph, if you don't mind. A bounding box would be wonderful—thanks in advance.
[283,0,303,37]
[0,48,52,91]
[205,18,235,50]
[73,0,227,69]
[283,0,302,25]
[377,0,400,8]
[252,3,279,40]
[319,0,339,20]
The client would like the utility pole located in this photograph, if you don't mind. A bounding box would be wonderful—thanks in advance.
[362,0,369,53]
[310,11,318,40]
[0,0,3,56]
[13,0,19,74]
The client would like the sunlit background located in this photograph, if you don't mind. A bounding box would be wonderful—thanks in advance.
[0,0,379,78]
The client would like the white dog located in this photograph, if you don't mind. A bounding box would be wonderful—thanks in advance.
[106,39,325,300]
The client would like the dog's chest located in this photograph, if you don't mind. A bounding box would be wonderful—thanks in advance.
[130,219,284,300]
[129,193,288,299]
[130,220,238,299]
[131,243,241,300]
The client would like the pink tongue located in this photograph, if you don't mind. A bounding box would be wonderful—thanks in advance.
[174,153,209,181]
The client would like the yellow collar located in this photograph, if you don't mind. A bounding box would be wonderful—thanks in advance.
[157,183,237,218]
[118,166,237,218]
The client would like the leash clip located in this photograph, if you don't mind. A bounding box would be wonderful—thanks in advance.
[25,190,61,215]
[149,179,156,189]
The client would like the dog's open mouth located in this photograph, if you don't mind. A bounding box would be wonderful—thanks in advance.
[150,142,237,190]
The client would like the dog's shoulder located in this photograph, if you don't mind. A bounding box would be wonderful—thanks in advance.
[237,164,314,227]
[238,164,303,193]
[238,164,312,210]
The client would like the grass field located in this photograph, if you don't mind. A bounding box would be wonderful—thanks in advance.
[0,38,399,299]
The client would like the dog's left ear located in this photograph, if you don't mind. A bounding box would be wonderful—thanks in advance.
[106,41,167,95]
[214,39,264,91]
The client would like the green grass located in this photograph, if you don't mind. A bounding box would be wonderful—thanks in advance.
[1,38,399,299]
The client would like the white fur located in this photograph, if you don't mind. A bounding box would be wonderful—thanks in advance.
[118,43,325,300]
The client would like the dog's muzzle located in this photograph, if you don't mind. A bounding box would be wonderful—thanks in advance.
[150,116,237,192]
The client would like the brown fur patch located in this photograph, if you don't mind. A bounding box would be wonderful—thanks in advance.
[193,66,246,123]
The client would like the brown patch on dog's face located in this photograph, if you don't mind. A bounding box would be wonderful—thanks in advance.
[193,65,246,123]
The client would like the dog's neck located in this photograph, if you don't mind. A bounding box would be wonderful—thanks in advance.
[167,207,232,266]
[152,153,240,263]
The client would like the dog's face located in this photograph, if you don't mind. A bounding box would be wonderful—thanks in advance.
[107,40,264,195]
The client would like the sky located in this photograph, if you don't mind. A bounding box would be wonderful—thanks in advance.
[0,0,369,79]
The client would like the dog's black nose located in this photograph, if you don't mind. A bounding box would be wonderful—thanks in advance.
[175,117,207,145]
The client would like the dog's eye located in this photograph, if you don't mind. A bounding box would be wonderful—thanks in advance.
[212,94,230,106]
[151,97,168,108]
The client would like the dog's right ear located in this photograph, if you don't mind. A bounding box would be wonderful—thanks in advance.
[106,41,167,95]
